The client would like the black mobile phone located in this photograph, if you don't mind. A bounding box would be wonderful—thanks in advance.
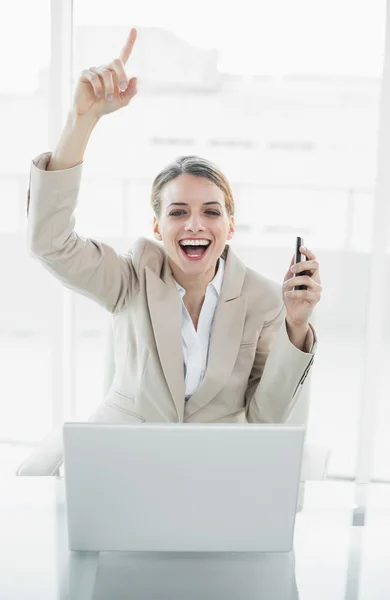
[293,236,310,291]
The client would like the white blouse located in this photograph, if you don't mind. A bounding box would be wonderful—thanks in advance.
[174,257,225,400]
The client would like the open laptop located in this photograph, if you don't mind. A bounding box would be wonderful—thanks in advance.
[63,423,305,553]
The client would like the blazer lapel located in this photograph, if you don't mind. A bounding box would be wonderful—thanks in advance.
[145,256,185,422]
[184,246,247,419]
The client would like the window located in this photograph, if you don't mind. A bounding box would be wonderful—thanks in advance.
[0,1,52,454]
[1,0,388,485]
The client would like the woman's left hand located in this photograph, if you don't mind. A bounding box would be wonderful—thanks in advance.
[282,245,322,328]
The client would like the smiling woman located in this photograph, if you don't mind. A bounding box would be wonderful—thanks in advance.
[151,155,235,290]
[18,26,320,476]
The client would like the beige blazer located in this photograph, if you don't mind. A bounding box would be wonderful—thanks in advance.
[17,151,317,476]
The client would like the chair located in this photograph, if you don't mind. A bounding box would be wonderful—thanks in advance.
[16,318,330,480]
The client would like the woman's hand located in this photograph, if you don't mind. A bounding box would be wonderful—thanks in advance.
[72,28,138,120]
[282,245,322,328]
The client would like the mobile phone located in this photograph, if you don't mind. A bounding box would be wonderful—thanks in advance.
[293,236,311,291]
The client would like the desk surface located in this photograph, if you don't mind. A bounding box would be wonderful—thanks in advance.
[0,478,389,600]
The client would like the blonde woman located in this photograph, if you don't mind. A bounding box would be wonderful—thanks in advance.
[18,28,322,476]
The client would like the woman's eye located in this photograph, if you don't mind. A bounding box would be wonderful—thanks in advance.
[169,210,185,216]
[169,209,220,217]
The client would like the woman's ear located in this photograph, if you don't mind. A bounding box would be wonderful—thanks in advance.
[153,216,162,240]
[227,217,235,240]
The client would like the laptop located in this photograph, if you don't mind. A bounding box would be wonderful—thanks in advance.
[63,423,305,553]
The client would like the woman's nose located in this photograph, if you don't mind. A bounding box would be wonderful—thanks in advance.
[184,217,205,232]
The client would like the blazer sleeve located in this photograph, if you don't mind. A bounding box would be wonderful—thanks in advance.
[26,151,140,313]
[245,302,317,423]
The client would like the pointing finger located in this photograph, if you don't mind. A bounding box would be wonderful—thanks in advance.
[119,28,137,64]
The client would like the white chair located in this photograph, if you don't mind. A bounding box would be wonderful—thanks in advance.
[16,319,330,480]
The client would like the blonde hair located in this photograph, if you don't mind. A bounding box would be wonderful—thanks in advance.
[151,155,235,219]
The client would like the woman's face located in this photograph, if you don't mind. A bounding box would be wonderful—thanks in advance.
[153,174,234,279]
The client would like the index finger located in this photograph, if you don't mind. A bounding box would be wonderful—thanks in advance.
[119,28,137,64]
[300,246,316,261]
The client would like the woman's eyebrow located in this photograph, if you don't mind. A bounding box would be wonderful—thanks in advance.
[167,201,222,207]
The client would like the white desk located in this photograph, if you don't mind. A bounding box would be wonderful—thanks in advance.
[0,477,389,599]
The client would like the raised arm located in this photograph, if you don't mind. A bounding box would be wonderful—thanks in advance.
[27,28,141,313]
[46,28,138,171]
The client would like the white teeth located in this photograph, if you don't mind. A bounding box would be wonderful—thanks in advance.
[179,239,211,246]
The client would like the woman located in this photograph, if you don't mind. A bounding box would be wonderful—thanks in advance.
[18,28,322,476]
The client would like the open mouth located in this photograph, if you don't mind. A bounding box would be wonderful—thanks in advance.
[178,240,212,261]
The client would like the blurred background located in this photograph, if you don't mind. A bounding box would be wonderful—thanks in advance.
[0,0,389,482]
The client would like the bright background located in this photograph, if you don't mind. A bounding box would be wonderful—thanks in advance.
[0,0,389,483]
